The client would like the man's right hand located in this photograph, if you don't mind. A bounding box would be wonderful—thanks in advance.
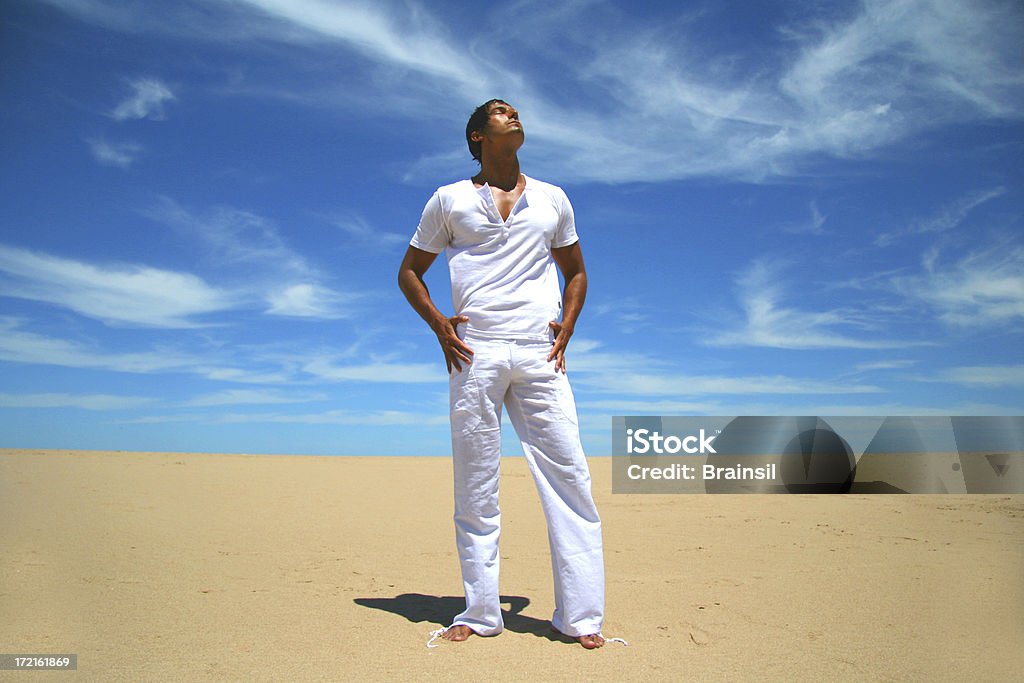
[433,315,474,373]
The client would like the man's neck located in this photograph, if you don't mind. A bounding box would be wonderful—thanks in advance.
[473,152,522,192]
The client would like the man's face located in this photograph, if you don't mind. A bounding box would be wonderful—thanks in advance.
[475,101,524,143]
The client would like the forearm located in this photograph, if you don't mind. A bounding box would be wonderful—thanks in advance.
[559,270,588,332]
[398,258,473,373]
[398,268,449,333]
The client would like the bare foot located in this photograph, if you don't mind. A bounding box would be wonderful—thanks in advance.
[551,626,605,649]
[440,625,474,642]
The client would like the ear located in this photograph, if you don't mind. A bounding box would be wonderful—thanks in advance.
[470,129,485,143]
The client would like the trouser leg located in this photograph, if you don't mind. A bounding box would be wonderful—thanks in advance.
[504,343,605,637]
[449,344,507,635]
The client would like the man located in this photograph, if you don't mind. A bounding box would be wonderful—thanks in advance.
[397,99,606,649]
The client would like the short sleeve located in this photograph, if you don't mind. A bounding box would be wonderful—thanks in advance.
[552,188,579,248]
[409,191,449,254]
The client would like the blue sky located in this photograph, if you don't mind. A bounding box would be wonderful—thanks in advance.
[1,0,1022,456]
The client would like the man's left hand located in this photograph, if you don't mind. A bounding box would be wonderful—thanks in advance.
[547,320,574,373]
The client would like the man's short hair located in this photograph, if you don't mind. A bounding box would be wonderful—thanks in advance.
[466,98,508,163]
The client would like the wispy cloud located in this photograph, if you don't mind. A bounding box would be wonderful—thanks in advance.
[302,356,445,383]
[567,340,671,377]
[588,297,654,334]
[567,338,882,397]
[236,0,487,89]
[0,317,197,372]
[709,259,908,349]
[642,400,1018,418]
[931,364,1024,387]
[875,186,1007,246]
[328,212,408,250]
[916,186,1007,234]
[216,408,449,426]
[183,388,327,407]
[265,283,357,319]
[780,201,829,235]
[111,78,175,121]
[892,242,1024,327]
[146,197,311,274]
[779,0,1024,119]
[0,317,290,383]
[0,244,236,328]
[44,0,1024,183]
[480,0,1024,182]
[8,328,452,388]
[579,399,721,414]
[582,371,882,397]
[0,392,157,410]
[145,197,362,320]
[852,359,918,372]
[86,137,142,167]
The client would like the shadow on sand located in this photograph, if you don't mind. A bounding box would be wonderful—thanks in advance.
[353,593,574,643]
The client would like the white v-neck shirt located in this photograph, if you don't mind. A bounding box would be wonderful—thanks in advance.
[410,174,579,341]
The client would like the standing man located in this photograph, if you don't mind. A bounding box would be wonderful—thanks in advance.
[398,99,606,649]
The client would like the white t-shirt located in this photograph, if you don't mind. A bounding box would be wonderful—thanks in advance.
[410,174,579,341]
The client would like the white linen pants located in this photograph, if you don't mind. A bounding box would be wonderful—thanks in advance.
[448,335,604,638]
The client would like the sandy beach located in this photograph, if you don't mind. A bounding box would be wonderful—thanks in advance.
[2,449,1022,681]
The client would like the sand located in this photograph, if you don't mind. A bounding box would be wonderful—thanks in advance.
[2,449,1022,681]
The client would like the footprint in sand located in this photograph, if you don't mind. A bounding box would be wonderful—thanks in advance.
[688,626,710,645]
